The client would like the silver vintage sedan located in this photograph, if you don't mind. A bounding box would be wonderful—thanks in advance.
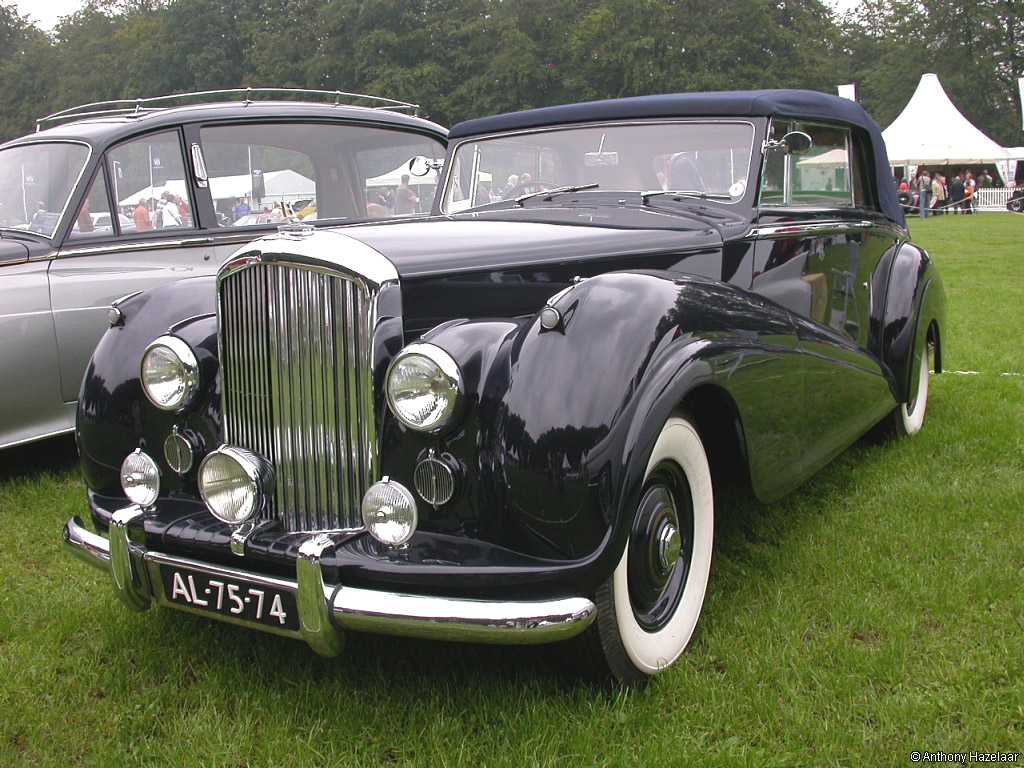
[0,90,447,450]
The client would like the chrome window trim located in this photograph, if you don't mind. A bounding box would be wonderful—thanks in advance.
[0,139,93,241]
[744,219,909,240]
[440,118,759,214]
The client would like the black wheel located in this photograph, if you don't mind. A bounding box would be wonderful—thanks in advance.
[576,415,714,686]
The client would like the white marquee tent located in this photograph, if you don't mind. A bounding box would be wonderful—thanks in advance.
[119,170,316,206]
[882,73,1023,184]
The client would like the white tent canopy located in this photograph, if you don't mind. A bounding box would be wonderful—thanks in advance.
[882,73,1024,182]
[366,162,438,188]
[365,162,492,188]
[207,169,314,201]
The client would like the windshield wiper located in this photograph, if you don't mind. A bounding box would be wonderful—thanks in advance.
[640,189,732,204]
[515,183,599,206]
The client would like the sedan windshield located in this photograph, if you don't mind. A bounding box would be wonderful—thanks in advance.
[442,122,755,213]
[0,143,90,238]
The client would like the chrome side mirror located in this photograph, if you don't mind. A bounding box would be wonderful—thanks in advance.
[409,156,444,177]
[763,131,813,156]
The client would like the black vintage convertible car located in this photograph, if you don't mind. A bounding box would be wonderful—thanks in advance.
[64,90,946,684]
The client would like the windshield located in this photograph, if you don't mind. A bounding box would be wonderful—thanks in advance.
[442,122,755,213]
[0,143,90,238]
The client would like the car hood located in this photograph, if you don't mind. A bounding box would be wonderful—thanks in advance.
[340,208,737,279]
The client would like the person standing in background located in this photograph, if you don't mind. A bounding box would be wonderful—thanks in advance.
[964,171,976,214]
[931,173,945,216]
[917,169,932,218]
[950,173,965,214]
[133,200,152,230]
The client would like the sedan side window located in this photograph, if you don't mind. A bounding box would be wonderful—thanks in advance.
[760,121,854,207]
[67,170,115,241]
[107,131,195,233]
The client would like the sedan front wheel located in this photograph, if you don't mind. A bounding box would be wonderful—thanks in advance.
[582,415,715,685]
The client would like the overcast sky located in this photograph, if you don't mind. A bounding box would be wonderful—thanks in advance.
[15,0,864,30]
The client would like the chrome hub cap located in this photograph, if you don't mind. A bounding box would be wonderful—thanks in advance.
[628,463,695,632]
[656,520,681,573]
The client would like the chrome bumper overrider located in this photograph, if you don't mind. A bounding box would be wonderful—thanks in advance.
[62,510,597,655]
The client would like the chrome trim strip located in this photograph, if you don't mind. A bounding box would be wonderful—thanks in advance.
[62,519,599,649]
[744,220,893,239]
[0,425,75,451]
[57,236,215,258]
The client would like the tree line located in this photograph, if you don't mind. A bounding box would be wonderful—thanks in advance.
[1,0,1021,146]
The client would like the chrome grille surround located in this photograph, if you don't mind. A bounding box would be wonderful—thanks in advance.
[216,231,399,533]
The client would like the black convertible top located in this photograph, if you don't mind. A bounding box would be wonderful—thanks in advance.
[450,90,904,227]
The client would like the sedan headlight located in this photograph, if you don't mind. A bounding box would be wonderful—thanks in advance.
[140,335,199,411]
[198,446,272,525]
[385,343,463,432]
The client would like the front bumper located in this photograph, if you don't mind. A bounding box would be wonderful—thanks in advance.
[62,508,597,655]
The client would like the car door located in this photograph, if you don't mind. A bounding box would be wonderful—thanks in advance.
[750,120,893,477]
[48,128,218,404]
[0,243,71,449]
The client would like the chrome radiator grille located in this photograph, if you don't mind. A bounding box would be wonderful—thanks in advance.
[218,263,373,532]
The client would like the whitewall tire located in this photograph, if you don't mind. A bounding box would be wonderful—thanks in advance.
[585,415,714,684]
[895,343,930,437]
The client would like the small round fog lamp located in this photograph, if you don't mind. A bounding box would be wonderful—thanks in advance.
[120,448,160,507]
[361,479,418,546]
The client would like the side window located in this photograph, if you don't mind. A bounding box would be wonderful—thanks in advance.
[791,124,852,206]
[760,121,853,207]
[67,170,114,241]
[759,121,787,205]
[850,131,875,210]
[355,132,449,216]
[108,131,194,233]
[201,125,316,227]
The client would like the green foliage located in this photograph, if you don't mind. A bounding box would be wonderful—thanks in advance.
[0,0,1020,146]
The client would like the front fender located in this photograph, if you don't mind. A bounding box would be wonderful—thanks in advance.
[77,276,220,495]
[418,270,800,589]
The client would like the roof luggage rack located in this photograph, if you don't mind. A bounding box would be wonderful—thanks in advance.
[36,87,420,131]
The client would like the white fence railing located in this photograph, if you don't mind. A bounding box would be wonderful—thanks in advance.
[975,186,1017,211]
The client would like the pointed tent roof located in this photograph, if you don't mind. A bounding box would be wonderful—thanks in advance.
[882,73,1015,165]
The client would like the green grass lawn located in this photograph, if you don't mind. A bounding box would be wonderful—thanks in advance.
[1,215,1022,767]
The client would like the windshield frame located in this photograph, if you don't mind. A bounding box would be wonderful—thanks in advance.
[0,138,93,240]
[438,118,761,215]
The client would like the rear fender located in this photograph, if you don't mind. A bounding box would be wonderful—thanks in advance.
[878,243,946,402]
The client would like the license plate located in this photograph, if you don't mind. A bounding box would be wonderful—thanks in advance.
[158,565,299,632]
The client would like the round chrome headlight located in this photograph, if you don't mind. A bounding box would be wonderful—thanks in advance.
[198,446,271,525]
[120,448,160,507]
[140,335,199,411]
[361,479,418,546]
[385,343,462,432]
